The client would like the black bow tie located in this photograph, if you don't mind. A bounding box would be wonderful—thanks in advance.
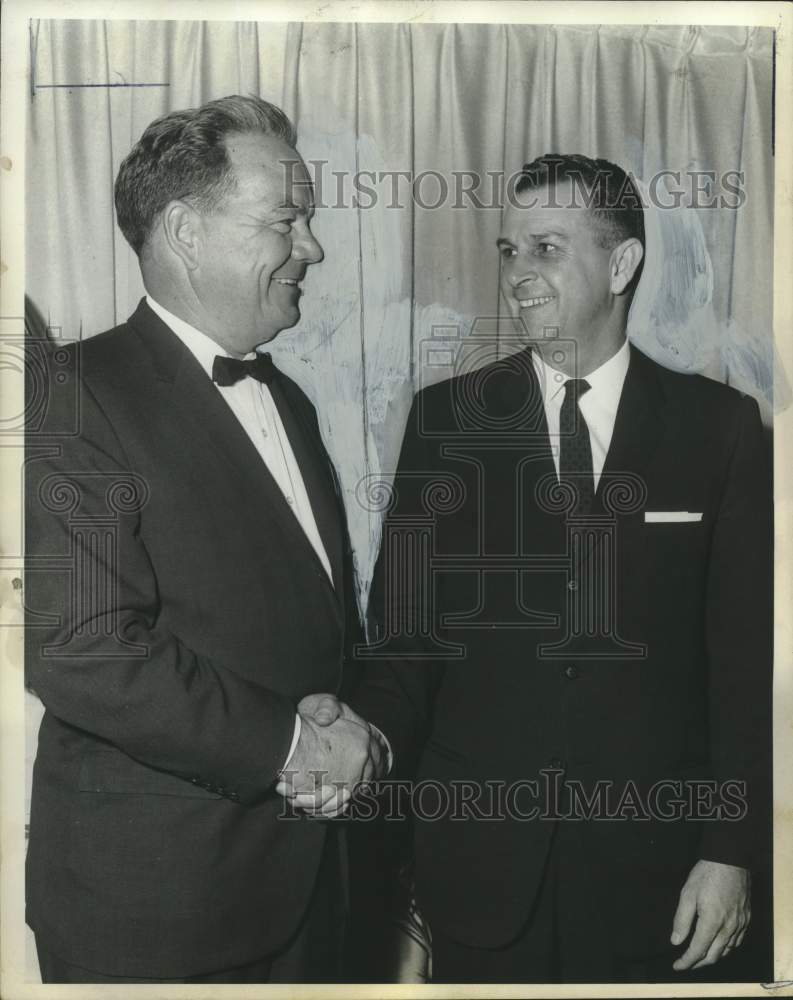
[212,353,277,387]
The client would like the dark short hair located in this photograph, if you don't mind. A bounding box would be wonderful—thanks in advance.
[114,95,297,256]
[515,153,645,254]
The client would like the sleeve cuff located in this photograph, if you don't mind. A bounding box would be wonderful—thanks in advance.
[369,722,394,775]
[279,714,302,774]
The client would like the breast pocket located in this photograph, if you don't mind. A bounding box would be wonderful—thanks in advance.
[78,748,223,799]
[644,518,710,559]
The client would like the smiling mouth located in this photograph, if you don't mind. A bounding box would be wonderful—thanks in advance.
[518,296,555,309]
[274,278,300,287]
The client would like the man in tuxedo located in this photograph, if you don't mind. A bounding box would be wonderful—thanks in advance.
[25,95,386,983]
[330,153,772,982]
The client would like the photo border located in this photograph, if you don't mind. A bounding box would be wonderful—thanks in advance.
[2,2,790,997]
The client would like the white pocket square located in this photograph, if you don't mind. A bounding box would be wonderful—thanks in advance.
[644,511,703,523]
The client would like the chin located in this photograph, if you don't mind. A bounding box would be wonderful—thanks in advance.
[278,308,302,333]
[518,319,552,341]
[256,315,300,347]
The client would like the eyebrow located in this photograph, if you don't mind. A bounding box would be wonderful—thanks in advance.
[529,231,567,241]
[496,231,568,248]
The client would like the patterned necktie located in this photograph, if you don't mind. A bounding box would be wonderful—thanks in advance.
[559,378,594,514]
[212,352,277,387]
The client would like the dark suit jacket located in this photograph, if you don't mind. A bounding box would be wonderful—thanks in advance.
[354,343,772,961]
[25,299,358,977]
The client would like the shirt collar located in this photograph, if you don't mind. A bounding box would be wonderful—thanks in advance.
[146,295,255,379]
[532,338,630,409]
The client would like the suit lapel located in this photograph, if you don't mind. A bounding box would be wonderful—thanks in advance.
[498,346,556,449]
[497,347,566,557]
[127,300,343,615]
[576,343,668,570]
[268,376,345,599]
[597,344,667,503]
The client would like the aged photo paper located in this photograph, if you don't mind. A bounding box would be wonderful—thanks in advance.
[1,1,791,997]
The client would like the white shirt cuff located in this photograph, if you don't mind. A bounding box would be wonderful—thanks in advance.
[369,722,394,775]
[280,713,302,773]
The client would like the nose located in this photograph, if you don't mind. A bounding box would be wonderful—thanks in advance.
[292,225,324,266]
[505,263,538,289]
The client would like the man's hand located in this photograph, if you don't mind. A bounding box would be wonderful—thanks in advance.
[274,694,387,817]
[297,692,349,727]
[297,691,391,791]
[671,859,751,971]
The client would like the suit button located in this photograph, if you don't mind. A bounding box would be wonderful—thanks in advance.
[564,664,579,680]
[567,580,578,591]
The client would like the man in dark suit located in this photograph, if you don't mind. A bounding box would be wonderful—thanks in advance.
[25,95,386,983]
[327,154,772,982]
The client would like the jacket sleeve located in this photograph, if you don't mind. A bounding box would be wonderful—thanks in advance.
[350,394,446,775]
[25,348,297,805]
[699,394,773,869]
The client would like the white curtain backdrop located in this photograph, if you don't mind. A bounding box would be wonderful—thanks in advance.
[27,20,777,604]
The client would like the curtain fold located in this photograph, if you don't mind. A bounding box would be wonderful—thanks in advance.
[27,20,776,599]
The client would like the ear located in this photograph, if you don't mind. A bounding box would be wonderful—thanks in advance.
[609,238,644,295]
[160,200,202,271]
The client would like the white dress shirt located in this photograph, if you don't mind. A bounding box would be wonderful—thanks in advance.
[532,339,630,490]
[146,294,338,766]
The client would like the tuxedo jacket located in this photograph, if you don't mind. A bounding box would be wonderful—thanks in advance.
[354,343,772,959]
[25,299,358,978]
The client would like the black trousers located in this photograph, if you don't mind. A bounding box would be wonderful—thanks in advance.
[36,828,345,984]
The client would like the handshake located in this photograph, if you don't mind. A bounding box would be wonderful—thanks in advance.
[275,693,390,817]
